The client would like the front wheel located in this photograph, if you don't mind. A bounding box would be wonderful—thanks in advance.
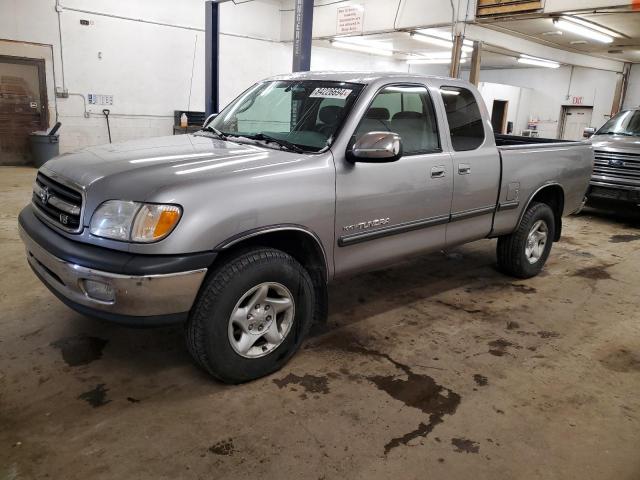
[186,248,314,383]
[497,202,556,279]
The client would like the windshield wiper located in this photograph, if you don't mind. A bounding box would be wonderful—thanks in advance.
[203,124,230,140]
[248,133,306,153]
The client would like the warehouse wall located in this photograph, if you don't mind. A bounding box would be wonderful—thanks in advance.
[478,66,619,138]
[0,0,456,155]
[280,0,475,41]
[0,0,627,156]
[623,64,640,109]
[0,0,287,153]
[478,82,533,136]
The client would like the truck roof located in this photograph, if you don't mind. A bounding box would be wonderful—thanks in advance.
[266,70,461,85]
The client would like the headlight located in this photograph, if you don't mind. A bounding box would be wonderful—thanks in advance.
[90,200,182,242]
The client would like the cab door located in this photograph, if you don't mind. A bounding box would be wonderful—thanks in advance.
[333,83,453,277]
[436,85,501,246]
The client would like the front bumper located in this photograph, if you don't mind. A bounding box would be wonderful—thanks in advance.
[19,205,214,325]
[588,182,640,204]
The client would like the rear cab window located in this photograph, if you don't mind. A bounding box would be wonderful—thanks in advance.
[439,86,485,151]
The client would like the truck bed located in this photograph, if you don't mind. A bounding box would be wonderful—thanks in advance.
[495,133,578,147]
[491,134,594,238]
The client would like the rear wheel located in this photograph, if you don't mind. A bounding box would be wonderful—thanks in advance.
[497,202,556,279]
[186,248,314,383]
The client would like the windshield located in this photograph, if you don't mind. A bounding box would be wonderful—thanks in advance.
[208,80,364,152]
[596,110,640,137]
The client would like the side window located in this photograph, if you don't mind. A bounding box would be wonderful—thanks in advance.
[354,85,441,155]
[439,86,485,151]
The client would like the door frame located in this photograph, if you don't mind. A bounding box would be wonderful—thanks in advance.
[491,99,509,134]
[0,54,49,129]
[558,105,593,140]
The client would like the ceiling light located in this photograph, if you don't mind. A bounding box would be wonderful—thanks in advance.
[407,58,467,65]
[560,16,619,38]
[553,18,613,43]
[517,54,560,68]
[414,29,473,47]
[330,40,394,56]
[410,50,467,60]
[411,32,453,49]
[334,36,393,48]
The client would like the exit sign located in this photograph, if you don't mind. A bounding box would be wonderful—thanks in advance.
[571,96,584,105]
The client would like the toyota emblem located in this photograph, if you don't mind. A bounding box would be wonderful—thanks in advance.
[39,186,50,205]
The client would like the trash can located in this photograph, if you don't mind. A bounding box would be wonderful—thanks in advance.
[29,124,61,167]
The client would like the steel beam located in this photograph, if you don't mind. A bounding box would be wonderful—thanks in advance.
[611,62,632,117]
[469,41,482,86]
[205,1,220,115]
[449,34,464,79]
[292,0,314,72]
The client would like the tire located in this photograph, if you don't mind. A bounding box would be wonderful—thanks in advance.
[186,248,315,383]
[497,202,556,279]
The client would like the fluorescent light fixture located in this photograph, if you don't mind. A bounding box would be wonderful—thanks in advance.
[330,40,394,56]
[414,29,473,46]
[517,54,560,68]
[411,32,473,54]
[553,18,613,43]
[411,32,452,49]
[560,16,618,38]
[407,58,467,65]
[411,50,467,60]
[334,36,392,48]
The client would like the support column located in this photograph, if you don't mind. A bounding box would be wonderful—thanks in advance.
[292,0,314,72]
[611,62,632,117]
[205,1,220,116]
[469,41,482,86]
[450,34,464,79]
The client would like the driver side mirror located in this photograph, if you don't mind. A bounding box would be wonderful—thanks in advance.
[347,131,403,163]
[203,113,218,128]
[583,127,596,139]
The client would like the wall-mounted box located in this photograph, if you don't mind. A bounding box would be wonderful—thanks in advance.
[477,0,542,17]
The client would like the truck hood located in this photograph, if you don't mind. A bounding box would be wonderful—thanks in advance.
[44,133,302,190]
[42,134,317,222]
[590,134,640,153]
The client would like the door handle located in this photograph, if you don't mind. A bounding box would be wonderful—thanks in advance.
[431,166,446,178]
[458,163,471,175]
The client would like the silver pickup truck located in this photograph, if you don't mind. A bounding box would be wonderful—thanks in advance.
[18,72,593,382]
[588,107,640,205]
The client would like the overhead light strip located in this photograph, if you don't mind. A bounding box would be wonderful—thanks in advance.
[553,18,613,44]
[559,16,619,38]
[330,40,394,57]
[517,54,560,69]
[410,32,473,53]
[407,58,467,65]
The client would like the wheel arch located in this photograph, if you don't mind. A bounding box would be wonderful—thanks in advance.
[519,183,565,241]
[212,225,330,325]
[214,224,330,282]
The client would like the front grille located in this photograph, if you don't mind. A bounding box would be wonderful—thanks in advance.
[592,150,640,187]
[32,172,83,232]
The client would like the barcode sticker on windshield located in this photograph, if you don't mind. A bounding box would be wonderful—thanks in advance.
[309,88,353,99]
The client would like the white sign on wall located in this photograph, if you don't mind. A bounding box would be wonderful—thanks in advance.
[337,6,364,35]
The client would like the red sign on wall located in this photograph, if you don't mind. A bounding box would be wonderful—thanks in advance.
[571,96,584,105]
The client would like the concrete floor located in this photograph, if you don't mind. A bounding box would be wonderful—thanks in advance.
[1,166,640,480]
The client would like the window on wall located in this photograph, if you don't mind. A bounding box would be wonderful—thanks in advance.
[440,86,485,151]
[354,85,441,155]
